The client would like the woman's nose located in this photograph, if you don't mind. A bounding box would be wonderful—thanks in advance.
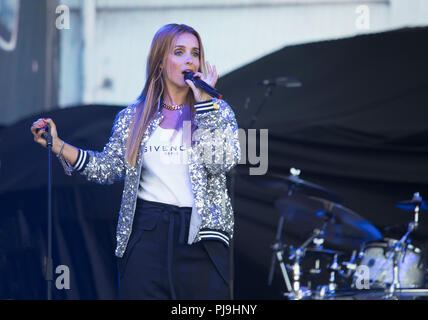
[185,58,193,66]
[185,54,195,65]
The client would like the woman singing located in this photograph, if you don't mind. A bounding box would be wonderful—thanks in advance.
[31,23,240,300]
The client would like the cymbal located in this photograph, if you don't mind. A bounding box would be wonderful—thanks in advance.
[396,200,428,211]
[237,168,343,204]
[396,192,428,211]
[274,194,382,249]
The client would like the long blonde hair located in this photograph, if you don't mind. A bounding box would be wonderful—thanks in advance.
[125,24,207,167]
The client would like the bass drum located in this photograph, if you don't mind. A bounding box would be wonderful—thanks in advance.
[352,238,425,289]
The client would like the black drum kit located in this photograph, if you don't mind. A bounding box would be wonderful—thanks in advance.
[265,168,428,300]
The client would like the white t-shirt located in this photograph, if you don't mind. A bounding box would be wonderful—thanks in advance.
[137,125,194,207]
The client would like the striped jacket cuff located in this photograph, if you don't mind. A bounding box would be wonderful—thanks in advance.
[72,149,89,172]
[194,100,219,114]
[199,228,230,247]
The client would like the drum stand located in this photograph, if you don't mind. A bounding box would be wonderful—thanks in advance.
[270,217,293,294]
[281,219,331,300]
[268,171,328,300]
[286,227,327,300]
[268,181,295,297]
[385,202,420,299]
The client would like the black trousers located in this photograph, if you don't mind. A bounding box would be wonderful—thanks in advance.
[117,198,230,300]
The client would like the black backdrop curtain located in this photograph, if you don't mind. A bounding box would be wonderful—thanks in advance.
[1,27,428,299]
[219,26,428,298]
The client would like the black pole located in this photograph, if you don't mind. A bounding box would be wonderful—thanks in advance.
[47,143,53,300]
[44,127,54,300]
[247,86,273,130]
[228,87,275,296]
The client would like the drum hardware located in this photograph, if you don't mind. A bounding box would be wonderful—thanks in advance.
[348,192,427,299]
[352,238,425,292]
[309,251,352,300]
[310,259,322,275]
[243,167,344,204]
[266,168,428,300]
[328,254,340,291]
[286,247,312,300]
[268,168,332,299]
[267,185,296,292]
[311,249,362,300]
[311,252,345,299]
[340,250,358,278]
[270,242,293,293]
[396,192,428,214]
[269,169,382,299]
[267,168,301,288]
[390,234,416,294]
[387,242,405,299]
[283,218,341,300]
[279,227,327,300]
[306,247,345,277]
[274,194,382,250]
[385,192,426,299]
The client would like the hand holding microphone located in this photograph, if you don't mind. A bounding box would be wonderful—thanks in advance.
[31,118,58,149]
[184,61,223,101]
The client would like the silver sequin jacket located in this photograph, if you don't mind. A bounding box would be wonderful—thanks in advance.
[71,98,240,257]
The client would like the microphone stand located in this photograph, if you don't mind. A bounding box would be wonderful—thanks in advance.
[228,78,300,297]
[42,126,54,300]
[230,85,274,206]
[230,85,280,288]
[228,85,275,295]
[248,85,277,281]
[247,86,273,130]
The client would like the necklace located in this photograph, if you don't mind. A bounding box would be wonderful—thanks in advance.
[162,102,184,111]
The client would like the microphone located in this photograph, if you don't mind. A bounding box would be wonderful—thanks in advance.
[257,76,302,88]
[183,71,223,99]
[36,123,53,146]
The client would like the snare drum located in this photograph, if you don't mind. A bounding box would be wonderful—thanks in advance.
[352,238,425,289]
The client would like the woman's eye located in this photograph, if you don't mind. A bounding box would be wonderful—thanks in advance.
[192,52,200,57]
[175,50,182,55]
